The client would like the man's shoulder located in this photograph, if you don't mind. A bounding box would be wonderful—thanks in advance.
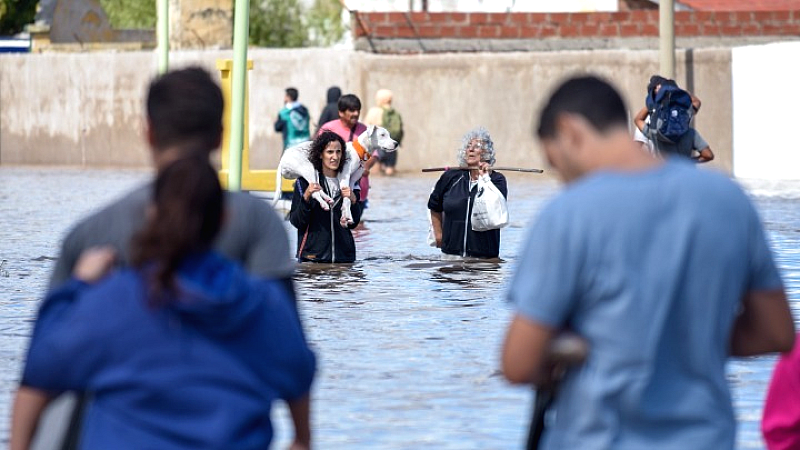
[67,184,150,237]
[319,119,340,130]
[225,190,275,213]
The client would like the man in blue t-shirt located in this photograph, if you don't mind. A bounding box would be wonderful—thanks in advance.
[501,76,794,450]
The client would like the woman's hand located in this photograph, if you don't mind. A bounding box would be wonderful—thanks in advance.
[478,161,491,177]
[303,183,321,203]
[73,246,116,283]
[340,186,356,203]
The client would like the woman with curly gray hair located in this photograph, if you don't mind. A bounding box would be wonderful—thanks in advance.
[427,127,508,258]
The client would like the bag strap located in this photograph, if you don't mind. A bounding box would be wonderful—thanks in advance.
[297,225,310,260]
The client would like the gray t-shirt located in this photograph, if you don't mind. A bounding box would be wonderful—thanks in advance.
[644,121,709,158]
[49,183,294,289]
[507,159,782,450]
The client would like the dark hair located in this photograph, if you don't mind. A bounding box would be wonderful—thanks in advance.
[537,76,628,139]
[286,87,299,102]
[647,75,669,95]
[337,94,361,113]
[131,157,224,302]
[146,67,224,155]
[308,131,347,174]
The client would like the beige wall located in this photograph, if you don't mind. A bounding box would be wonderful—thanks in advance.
[0,48,732,173]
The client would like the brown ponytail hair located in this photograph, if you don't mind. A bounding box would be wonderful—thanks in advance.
[131,157,224,302]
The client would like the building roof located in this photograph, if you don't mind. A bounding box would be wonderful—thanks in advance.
[677,0,800,10]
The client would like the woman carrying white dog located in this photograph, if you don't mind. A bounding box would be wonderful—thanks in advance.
[290,131,363,263]
[428,127,508,259]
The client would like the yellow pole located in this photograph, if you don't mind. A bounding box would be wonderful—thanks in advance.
[216,59,253,189]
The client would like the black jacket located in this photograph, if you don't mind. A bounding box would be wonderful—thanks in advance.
[428,170,507,258]
[316,87,341,134]
[289,176,363,263]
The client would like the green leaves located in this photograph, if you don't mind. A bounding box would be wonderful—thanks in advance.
[249,0,347,48]
[0,0,37,35]
[0,0,347,46]
[98,0,156,29]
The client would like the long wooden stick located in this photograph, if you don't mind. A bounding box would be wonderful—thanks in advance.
[421,166,544,173]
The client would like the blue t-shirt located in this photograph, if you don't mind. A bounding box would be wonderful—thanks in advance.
[508,160,782,450]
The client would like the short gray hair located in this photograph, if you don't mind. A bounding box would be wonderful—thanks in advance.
[456,127,496,167]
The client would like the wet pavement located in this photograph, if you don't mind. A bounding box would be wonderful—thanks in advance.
[0,166,798,448]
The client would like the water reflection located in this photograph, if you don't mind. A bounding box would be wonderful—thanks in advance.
[0,168,798,449]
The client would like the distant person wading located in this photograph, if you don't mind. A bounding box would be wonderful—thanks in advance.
[290,131,363,263]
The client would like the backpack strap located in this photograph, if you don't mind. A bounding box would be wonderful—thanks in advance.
[297,226,310,260]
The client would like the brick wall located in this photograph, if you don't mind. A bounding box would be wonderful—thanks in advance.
[352,10,800,40]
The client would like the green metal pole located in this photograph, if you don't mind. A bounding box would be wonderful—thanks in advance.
[228,0,250,192]
[659,0,675,79]
[157,0,169,74]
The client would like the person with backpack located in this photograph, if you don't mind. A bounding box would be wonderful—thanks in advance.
[634,75,714,163]
[365,89,404,176]
[274,87,311,150]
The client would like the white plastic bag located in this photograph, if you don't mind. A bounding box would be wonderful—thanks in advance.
[427,209,437,247]
[471,174,508,231]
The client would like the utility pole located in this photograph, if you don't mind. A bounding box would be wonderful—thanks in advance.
[659,0,675,78]
[228,0,250,191]
[156,0,168,73]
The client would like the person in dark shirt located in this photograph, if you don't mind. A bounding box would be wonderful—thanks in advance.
[289,131,363,263]
[315,86,341,135]
[428,127,507,258]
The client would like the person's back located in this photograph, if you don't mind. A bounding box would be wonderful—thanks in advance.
[50,186,294,288]
[502,75,792,450]
[522,159,765,448]
[275,87,310,149]
[48,67,294,288]
[28,253,313,449]
[20,158,315,449]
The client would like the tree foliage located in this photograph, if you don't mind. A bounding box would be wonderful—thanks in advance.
[249,0,306,47]
[0,0,347,45]
[98,0,155,29]
[248,0,346,48]
[0,0,37,35]
[305,0,347,47]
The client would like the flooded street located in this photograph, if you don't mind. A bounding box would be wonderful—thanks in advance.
[1,166,798,449]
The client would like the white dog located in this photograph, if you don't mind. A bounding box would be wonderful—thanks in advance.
[274,125,398,224]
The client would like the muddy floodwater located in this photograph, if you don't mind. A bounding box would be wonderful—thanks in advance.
[1,166,798,449]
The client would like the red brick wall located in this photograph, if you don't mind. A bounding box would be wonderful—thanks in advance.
[352,11,800,39]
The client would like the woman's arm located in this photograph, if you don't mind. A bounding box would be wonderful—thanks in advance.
[430,211,444,248]
[288,179,315,231]
[287,394,311,450]
[634,107,649,132]
[10,387,52,450]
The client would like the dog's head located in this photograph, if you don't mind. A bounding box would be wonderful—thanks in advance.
[363,125,398,153]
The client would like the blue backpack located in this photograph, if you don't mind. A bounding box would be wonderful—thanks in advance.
[650,83,693,144]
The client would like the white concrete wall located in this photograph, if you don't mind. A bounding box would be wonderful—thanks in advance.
[0,48,733,174]
[732,41,800,180]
